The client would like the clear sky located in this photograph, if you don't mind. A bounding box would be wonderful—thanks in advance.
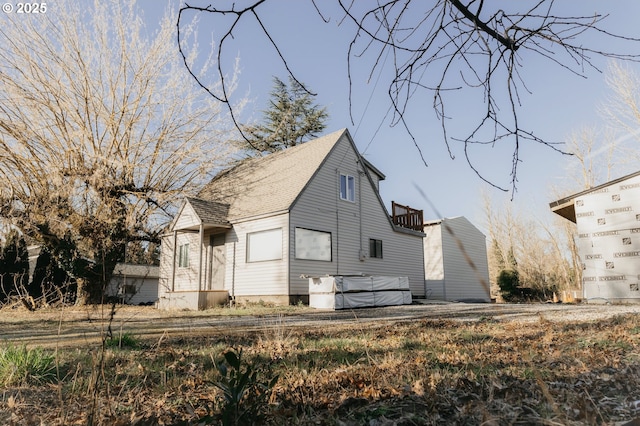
[144,1,640,232]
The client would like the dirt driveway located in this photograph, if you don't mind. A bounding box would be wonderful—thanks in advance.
[2,302,639,348]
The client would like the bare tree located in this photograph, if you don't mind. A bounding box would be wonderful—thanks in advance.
[178,1,640,192]
[484,195,577,301]
[0,1,243,303]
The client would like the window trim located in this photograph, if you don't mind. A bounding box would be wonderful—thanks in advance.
[339,173,355,202]
[369,238,383,259]
[178,243,190,268]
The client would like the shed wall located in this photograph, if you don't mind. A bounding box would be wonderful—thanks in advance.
[424,223,445,299]
[441,217,490,302]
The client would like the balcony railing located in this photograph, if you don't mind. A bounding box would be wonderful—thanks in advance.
[391,201,424,232]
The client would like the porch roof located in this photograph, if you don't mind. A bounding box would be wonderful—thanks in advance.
[172,197,231,231]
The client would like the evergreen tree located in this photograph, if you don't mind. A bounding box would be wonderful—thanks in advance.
[0,230,30,303]
[29,246,74,305]
[244,76,328,154]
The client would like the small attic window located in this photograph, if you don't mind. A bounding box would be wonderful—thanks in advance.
[340,174,355,202]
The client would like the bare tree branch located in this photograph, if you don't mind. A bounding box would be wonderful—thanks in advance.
[177,0,640,193]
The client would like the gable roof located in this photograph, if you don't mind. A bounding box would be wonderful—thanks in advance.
[550,169,640,223]
[185,197,231,227]
[198,129,346,221]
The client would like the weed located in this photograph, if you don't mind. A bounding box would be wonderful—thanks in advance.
[211,348,278,425]
[105,332,139,349]
[0,344,56,386]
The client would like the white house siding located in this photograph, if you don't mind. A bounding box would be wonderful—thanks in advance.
[289,133,425,298]
[157,231,200,294]
[173,203,200,230]
[442,217,490,302]
[574,174,640,302]
[423,224,445,299]
[158,234,172,300]
[223,213,289,301]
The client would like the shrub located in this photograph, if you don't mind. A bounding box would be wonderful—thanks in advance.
[497,269,520,301]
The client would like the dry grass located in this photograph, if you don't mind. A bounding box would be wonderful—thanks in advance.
[0,308,639,425]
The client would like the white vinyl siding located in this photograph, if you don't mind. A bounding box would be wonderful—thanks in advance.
[424,217,490,302]
[224,214,289,298]
[289,132,425,297]
[423,225,444,299]
[173,203,200,230]
[166,232,199,292]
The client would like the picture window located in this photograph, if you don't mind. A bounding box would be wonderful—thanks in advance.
[247,228,282,262]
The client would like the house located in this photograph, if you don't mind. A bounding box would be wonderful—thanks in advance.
[158,129,426,310]
[550,170,640,303]
[423,216,491,302]
[107,263,159,305]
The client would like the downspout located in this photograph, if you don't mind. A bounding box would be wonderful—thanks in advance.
[231,241,236,304]
[358,167,364,261]
[335,169,340,275]
[171,230,177,291]
[198,223,204,291]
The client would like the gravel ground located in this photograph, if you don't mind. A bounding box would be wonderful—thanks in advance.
[2,301,640,348]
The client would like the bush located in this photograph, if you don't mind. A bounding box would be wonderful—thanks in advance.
[0,344,56,386]
[497,269,520,301]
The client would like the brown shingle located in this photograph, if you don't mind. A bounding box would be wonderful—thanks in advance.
[198,129,346,221]
[185,197,230,226]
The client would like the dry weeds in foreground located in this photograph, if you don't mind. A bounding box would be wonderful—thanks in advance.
[0,309,639,425]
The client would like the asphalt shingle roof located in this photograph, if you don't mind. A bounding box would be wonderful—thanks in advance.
[198,129,346,221]
[185,197,230,227]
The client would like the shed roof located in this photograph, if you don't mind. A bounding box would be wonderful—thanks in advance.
[549,169,640,223]
[198,129,346,221]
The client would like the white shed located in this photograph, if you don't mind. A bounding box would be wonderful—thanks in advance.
[423,216,490,302]
[108,263,159,305]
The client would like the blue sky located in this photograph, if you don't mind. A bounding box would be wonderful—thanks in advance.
[147,1,640,232]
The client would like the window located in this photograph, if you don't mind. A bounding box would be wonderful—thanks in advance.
[340,174,355,202]
[369,239,383,258]
[178,243,189,267]
[295,228,332,261]
[122,284,137,295]
[247,228,282,262]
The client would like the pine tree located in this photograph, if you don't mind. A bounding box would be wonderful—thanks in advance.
[244,76,328,154]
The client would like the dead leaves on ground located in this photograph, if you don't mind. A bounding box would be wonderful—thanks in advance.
[1,313,640,424]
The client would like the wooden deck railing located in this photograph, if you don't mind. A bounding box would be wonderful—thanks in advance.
[391,201,424,232]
